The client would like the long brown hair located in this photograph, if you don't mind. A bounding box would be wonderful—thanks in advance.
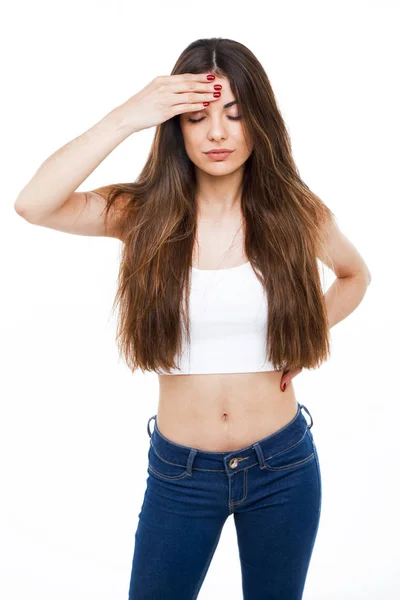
[100,37,336,375]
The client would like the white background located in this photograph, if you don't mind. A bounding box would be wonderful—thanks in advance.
[1,1,398,598]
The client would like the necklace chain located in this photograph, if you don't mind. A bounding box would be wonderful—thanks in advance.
[194,218,245,271]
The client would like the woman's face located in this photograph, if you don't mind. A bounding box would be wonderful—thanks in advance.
[179,75,253,174]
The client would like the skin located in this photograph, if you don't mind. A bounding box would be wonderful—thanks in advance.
[159,73,371,449]
[179,75,253,220]
[16,70,371,451]
[179,75,299,390]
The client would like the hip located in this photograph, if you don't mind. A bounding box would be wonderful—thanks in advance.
[156,370,299,452]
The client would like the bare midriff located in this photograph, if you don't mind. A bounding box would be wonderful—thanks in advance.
[156,371,298,452]
[154,218,299,452]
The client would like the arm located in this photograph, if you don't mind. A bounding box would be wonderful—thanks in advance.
[14,106,137,224]
[317,215,372,329]
[281,215,371,390]
[324,273,370,329]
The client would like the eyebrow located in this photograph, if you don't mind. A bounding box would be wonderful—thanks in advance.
[223,100,238,109]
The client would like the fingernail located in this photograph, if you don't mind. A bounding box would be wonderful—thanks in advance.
[207,74,215,80]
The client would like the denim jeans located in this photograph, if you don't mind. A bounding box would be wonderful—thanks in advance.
[128,402,322,599]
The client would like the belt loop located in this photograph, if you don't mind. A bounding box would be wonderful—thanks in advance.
[253,442,265,467]
[300,404,313,429]
[147,415,156,438]
[186,448,198,474]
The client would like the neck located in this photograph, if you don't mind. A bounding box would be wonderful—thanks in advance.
[194,166,244,220]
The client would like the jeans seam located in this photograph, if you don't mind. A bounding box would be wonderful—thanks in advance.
[264,425,308,461]
[305,441,322,562]
[263,452,316,471]
[229,468,248,509]
[313,440,322,514]
[150,440,189,468]
[148,464,191,481]
[191,523,225,600]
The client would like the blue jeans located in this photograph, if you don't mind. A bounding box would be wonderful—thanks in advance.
[128,402,321,599]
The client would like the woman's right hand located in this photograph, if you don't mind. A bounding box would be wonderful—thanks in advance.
[117,73,221,133]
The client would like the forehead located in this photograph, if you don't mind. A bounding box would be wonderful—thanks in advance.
[211,75,233,92]
[212,74,230,84]
[194,76,238,108]
[178,76,238,122]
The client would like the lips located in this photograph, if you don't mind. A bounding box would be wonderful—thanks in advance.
[205,150,234,161]
[205,149,234,154]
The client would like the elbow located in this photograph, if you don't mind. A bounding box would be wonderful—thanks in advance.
[14,201,25,217]
[14,197,31,220]
[14,190,28,214]
[14,201,39,224]
[14,204,30,222]
[358,265,372,285]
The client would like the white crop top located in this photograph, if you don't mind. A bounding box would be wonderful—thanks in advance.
[157,260,279,375]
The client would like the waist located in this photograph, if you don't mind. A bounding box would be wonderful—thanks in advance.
[156,371,298,452]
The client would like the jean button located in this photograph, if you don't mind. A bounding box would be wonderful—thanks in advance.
[229,458,239,469]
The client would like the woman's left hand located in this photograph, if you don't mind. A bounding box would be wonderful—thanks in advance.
[281,367,303,392]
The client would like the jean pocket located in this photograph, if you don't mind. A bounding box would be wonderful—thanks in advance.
[147,442,191,481]
[263,427,315,472]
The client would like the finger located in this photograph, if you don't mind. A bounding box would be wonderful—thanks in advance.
[167,73,220,96]
[170,100,217,115]
[172,92,220,109]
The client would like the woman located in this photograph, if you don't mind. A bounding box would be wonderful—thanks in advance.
[15,37,371,600]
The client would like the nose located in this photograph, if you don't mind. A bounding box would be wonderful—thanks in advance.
[206,114,229,141]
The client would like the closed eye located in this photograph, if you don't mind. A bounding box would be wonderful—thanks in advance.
[188,116,242,123]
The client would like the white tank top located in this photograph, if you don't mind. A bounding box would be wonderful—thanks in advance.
[157,260,279,375]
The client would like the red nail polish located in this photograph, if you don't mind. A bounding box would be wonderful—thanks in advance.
[214,84,222,90]
[203,102,209,106]
[207,74,215,80]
